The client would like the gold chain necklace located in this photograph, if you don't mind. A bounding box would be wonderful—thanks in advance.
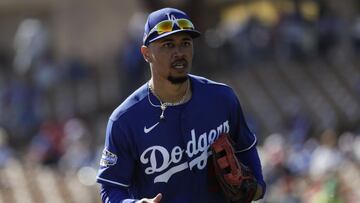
[147,81,190,120]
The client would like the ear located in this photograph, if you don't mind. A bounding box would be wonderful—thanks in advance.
[141,45,151,63]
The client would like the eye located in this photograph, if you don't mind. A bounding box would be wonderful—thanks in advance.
[162,42,174,48]
[183,41,192,47]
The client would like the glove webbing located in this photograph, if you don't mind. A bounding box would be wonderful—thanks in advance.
[212,134,257,203]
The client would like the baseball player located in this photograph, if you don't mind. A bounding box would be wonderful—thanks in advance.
[97,7,266,203]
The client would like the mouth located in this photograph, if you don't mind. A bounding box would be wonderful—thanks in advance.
[171,59,188,69]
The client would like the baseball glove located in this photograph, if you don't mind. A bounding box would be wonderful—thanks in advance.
[210,133,257,203]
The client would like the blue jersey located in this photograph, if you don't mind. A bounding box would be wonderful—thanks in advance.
[97,75,261,203]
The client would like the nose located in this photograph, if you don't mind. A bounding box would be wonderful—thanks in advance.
[173,45,185,58]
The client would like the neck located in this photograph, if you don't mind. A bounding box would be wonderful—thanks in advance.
[149,77,190,104]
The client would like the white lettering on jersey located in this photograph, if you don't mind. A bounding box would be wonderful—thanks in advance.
[140,120,230,183]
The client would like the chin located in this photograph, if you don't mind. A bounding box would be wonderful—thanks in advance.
[167,75,189,84]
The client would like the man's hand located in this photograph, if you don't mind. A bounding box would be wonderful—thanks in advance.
[137,193,162,203]
[211,134,258,203]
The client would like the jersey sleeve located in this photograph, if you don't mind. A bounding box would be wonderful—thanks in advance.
[101,185,138,203]
[237,147,266,198]
[228,89,257,152]
[97,118,135,188]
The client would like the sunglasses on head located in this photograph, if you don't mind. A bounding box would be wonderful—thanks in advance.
[148,18,195,36]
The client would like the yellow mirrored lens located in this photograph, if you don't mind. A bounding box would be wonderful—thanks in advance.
[156,21,174,34]
[177,19,194,30]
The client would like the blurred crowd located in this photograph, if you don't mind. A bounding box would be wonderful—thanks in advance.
[260,129,360,203]
[1,0,360,202]
[205,1,360,70]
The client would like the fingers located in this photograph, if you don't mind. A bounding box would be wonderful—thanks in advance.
[152,193,162,202]
[138,193,162,203]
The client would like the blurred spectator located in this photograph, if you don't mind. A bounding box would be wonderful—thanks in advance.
[116,12,148,100]
[26,119,64,166]
[58,117,93,172]
[30,50,62,121]
[316,5,343,58]
[0,48,11,128]
[351,15,360,54]
[352,135,360,162]
[338,131,356,157]
[0,127,13,168]
[32,49,60,92]
[63,57,90,82]
[13,18,49,75]
[285,111,313,148]
[0,127,13,190]
[227,16,273,66]
[286,138,313,176]
[1,73,42,146]
[275,7,316,61]
[54,56,96,119]
[261,133,287,185]
[309,129,342,179]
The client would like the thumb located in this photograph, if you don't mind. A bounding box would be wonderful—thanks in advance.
[152,193,162,202]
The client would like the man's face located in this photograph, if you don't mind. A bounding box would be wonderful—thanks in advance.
[142,32,194,84]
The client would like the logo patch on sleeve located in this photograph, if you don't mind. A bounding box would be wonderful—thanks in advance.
[100,149,118,167]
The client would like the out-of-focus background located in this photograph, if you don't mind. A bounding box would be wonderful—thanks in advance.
[0,0,359,202]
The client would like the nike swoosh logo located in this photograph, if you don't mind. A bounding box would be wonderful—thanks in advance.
[144,122,160,134]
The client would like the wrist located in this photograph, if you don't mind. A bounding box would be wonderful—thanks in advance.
[253,183,264,200]
[121,199,139,203]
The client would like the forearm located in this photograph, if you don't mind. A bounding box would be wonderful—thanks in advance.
[237,146,266,199]
[101,184,138,203]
